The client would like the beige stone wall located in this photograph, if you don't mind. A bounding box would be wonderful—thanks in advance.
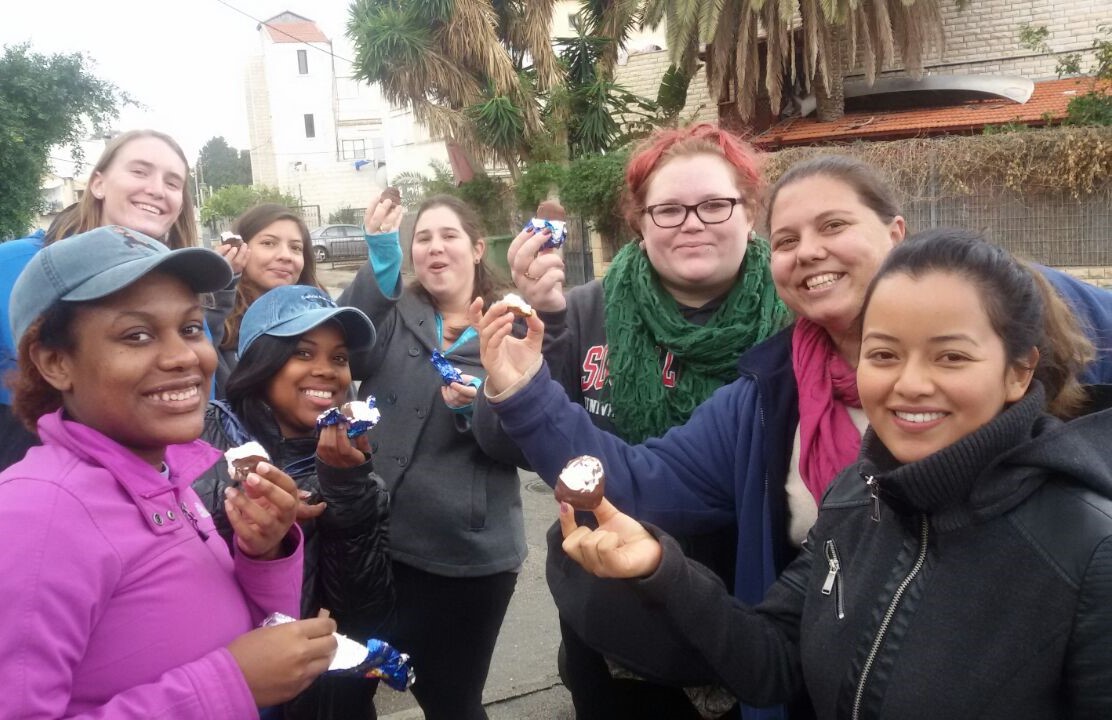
[849,0,1105,81]
[1057,266,1112,290]
[614,49,717,124]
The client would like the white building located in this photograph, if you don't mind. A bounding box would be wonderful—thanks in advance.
[245,11,449,224]
[32,136,110,231]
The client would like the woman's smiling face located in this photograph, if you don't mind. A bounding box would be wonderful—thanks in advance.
[858,270,1034,463]
[265,323,352,438]
[243,219,307,290]
[769,175,905,337]
[45,273,214,465]
[638,153,754,308]
[88,136,187,241]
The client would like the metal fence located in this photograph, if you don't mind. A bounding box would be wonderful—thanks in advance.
[324,239,369,267]
[293,204,322,230]
[564,216,595,287]
[900,183,1112,268]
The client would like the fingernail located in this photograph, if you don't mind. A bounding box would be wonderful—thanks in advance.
[559,502,571,514]
[246,475,260,486]
[256,462,272,473]
[298,489,312,499]
[224,487,236,500]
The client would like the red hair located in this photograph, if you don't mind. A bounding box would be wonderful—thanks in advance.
[621,123,765,234]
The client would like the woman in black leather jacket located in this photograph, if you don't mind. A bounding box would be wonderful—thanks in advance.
[552,230,1112,720]
[194,284,393,720]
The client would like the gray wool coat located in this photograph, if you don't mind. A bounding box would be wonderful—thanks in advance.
[339,263,527,577]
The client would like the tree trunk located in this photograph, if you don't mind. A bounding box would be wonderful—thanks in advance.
[815,22,848,122]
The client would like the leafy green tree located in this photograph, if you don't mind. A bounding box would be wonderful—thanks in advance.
[1021,23,1112,127]
[347,0,560,175]
[558,148,631,252]
[389,161,512,234]
[0,43,129,239]
[200,184,300,224]
[196,136,252,193]
[328,205,365,224]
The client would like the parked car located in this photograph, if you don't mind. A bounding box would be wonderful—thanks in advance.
[309,224,367,262]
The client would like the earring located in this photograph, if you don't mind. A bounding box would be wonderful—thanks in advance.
[748,229,756,242]
[93,192,103,200]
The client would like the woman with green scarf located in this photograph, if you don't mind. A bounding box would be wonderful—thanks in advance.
[506,123,789,720]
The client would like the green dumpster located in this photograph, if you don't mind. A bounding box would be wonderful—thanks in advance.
[485,234,514,278]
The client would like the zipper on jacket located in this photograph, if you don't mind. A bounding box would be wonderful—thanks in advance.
[863,473,881,522]
[179,501,210,541]
[821,539,845,620]
[851,515,929,720]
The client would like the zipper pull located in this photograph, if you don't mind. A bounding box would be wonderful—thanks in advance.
[864,474,881,522]
[821,539,840,595]
[822,539,846,620]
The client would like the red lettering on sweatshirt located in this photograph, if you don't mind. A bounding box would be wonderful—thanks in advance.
[581,345,609,391]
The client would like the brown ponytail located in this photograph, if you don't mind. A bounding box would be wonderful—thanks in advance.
[1024,265,1094,418]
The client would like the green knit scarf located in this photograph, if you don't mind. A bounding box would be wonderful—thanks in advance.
[602,240,790,442]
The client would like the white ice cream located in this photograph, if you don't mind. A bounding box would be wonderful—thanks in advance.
[559,456,603,493]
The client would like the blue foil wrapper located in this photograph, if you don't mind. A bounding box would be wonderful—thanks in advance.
[524,218,567,249]
[362,638,416,691]
[341,399,380,438]
[430,350,464,385]
[260,613,415,691]
[315,401,381,438]
[315,407,345,429]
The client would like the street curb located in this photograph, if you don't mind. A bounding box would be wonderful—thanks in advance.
[379,677,566,720]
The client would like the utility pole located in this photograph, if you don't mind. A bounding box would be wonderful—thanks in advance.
[194,157,205,207]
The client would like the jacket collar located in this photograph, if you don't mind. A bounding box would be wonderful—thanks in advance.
[858,385,1047,531]
[37,410,222,534]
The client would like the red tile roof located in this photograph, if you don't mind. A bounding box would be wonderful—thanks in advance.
[263,20,329,44]
[753,77,1102,149]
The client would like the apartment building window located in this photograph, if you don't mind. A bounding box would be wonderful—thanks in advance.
[304,114,316,138]
[341,139,367,160]
[297,49,308,74]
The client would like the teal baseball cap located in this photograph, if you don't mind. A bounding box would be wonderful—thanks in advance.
[238,285,375,357]
[10,225,233,347]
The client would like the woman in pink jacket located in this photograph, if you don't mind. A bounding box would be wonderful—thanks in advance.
[0,226,337,719]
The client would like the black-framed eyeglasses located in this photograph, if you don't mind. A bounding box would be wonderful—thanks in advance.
[643,198,743,229]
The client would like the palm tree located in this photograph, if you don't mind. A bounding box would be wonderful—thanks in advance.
[582,0,946,125]
[347,0,562,175]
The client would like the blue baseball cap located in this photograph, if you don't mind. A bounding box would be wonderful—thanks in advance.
[10,225,233,348]
[238,285,375,357]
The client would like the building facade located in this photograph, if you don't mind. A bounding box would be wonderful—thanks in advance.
[245,12,449,223]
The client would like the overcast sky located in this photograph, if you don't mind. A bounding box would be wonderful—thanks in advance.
[3,0,355,164]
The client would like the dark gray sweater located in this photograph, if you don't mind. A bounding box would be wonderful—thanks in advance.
[339,262,527,577]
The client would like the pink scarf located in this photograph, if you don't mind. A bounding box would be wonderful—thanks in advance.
[792,319,863,504]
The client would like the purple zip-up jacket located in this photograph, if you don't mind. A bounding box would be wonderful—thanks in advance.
[0,410,304,719]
